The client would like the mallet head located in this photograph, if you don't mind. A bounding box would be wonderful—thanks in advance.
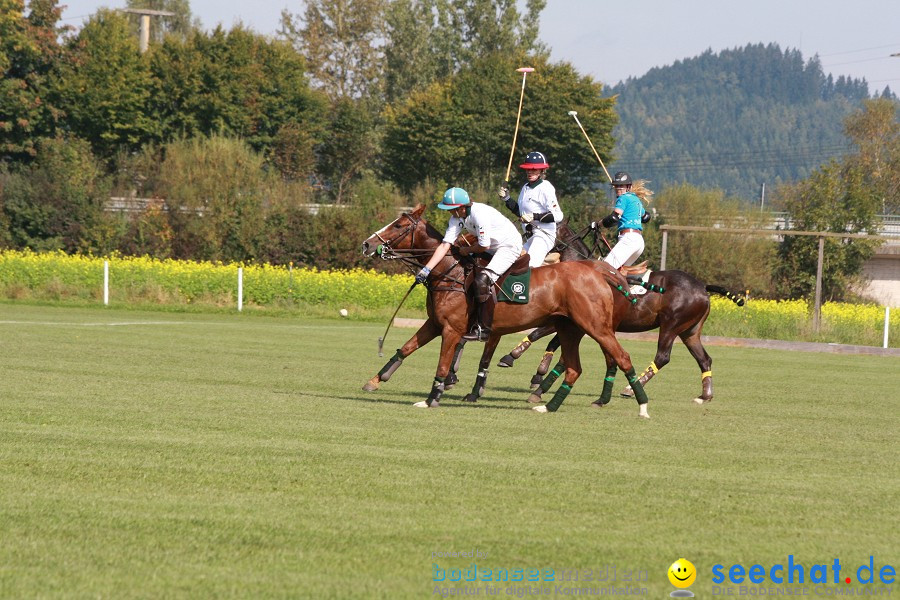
[516,67,535,73]
[568,111,578,116]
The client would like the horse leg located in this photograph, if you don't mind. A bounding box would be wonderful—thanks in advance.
[526,359,566,403]
[620,329,676,398]
[592,354,619,408]
[412,332,463,408]
[590,329,650,419]
[498,324,555,367]
[529,333,561,388]
[445,340,466,390]
[463,335,502,402]
[363,318,440,391]
[680,328,713,404]
[533,326,584,413]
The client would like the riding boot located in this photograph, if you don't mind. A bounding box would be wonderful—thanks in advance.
[463,271,495,342]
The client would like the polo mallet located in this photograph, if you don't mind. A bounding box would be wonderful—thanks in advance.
[377,281,418,356]
[504,67,535,182]
[568,110,612,183]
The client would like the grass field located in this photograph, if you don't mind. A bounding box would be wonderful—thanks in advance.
[1,303,898,599]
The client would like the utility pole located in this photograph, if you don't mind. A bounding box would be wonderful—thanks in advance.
[120,8,175,53]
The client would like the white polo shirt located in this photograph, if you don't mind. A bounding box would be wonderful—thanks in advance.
[443,203,522,253]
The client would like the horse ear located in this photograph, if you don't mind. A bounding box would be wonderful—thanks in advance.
[412,203,426,217]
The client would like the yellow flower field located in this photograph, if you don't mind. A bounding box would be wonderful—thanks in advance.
[0,250,896,346]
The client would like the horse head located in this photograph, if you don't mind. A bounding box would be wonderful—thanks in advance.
[361,204,426,257]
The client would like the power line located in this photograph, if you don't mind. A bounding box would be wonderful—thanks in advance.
[819,43,900,57]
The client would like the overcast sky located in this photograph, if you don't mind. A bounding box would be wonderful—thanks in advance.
[58,0,900,93]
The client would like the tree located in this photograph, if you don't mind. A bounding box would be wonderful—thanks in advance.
[279,0,385,101]
[383,53,616,196]
[56,9,157,160]
[2,135,112,253]
[0,0,68,161]
[156,135,269,262]
[148,26,328,156]
[842,98,900,215]
[317,97,380,202]
[774,99,897,301]
[382,0,547,103]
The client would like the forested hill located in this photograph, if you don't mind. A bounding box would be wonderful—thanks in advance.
[606,43,892,202]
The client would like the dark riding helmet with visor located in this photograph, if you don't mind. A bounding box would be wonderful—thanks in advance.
[611,171,633,187]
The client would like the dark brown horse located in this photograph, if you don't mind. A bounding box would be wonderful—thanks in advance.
[360,204,651,416]
[498,221,745,404]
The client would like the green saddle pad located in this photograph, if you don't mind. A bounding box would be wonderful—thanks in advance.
[498,269,530,304]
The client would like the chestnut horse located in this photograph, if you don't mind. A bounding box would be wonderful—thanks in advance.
[497,221,745,404]
[360,204,651,416]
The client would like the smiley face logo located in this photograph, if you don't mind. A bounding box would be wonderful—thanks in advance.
[668,558,696,588]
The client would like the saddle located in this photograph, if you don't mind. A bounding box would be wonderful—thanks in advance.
[618,260,649,277]
[464,253,532,304]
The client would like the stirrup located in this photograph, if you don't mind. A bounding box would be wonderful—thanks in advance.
[462,325,490,342]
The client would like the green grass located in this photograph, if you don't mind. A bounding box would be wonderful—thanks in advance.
[1,304,898,599]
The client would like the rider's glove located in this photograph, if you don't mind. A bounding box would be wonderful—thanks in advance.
[498,181,511,201]
[415,267,431,285]
[520,212,534,224]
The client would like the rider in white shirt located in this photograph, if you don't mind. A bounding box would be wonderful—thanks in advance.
[499,151,563,267]
[416,187,522,341]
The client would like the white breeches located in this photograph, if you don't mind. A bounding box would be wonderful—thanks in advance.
[523,227,556,267]
[602,231,644,269]
[485,244,522,282]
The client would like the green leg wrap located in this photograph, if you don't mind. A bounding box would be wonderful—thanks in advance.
[597,365,618,406]
[624,367,649,405]
[545,383,572,412]
[540,362,565,393]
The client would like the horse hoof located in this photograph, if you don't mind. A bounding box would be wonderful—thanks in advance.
[527,393,543,404]
[693,397,711,405]
[445,373,458,389]
[619,385,634,398]
[590,401,604,408]
[413,401,437,408]
[498,354,515,368]
[638,405,650,419]
[462,394,478,403]
[532,405,549,413]
[362,376,380,391]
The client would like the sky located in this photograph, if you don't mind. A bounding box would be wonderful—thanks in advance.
[57,0,900,93]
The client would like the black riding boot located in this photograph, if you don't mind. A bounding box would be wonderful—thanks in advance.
[463,271,496,342]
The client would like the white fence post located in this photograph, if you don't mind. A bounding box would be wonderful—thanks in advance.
[237,267,243,312]
[885,307,891,349]
[103,260,109,306]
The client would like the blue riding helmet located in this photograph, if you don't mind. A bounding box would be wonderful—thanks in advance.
[437,187,471,210]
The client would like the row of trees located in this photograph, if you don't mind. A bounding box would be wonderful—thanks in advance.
[1,0,898,301]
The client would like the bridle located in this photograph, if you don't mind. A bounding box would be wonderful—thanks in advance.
[374,212,467,292]
[554,223,607,260]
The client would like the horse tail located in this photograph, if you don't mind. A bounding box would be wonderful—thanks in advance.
[706,285,745,307]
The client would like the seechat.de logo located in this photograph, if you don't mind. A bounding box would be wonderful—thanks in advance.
[669,558,697,597]
[711,556,896,585]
